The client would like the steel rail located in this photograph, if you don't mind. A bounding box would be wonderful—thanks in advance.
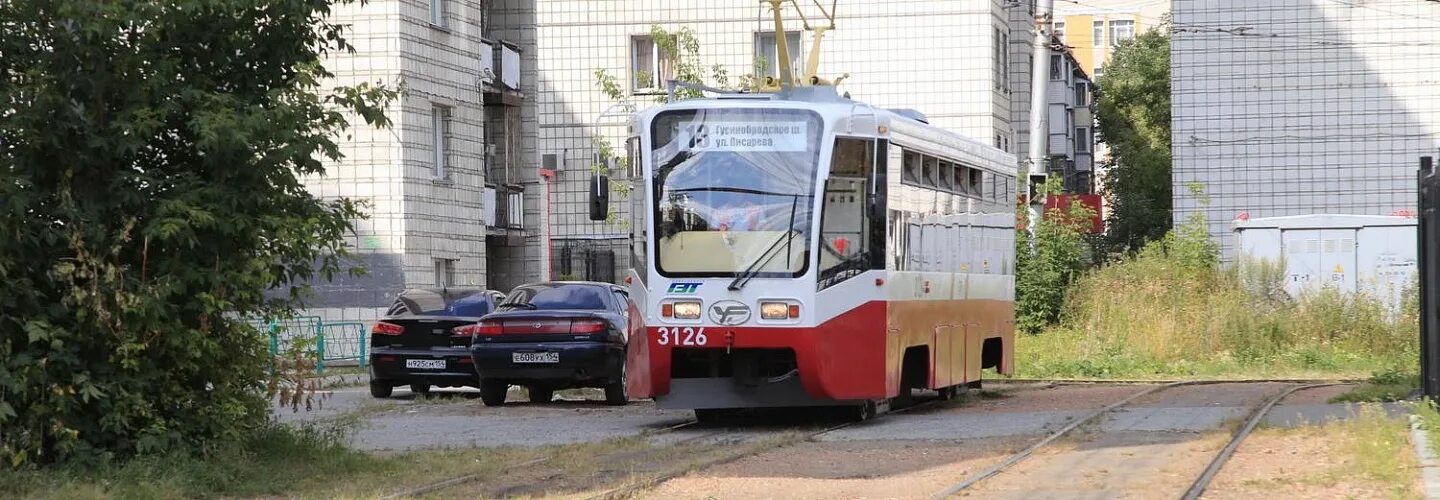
[931,379,1354,499]
[585,398,949,500]
[379,418,703,499]
[1180,383,1345,500]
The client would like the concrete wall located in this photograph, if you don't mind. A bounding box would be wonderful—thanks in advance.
[1172,0,1440,259]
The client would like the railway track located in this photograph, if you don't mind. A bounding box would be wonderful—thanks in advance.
[378,418,706,499]
[930,380,1349,499]
[381,397,945,499]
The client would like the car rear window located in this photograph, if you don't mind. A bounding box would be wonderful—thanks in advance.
[499,284,611,311]
[387,289,494,317]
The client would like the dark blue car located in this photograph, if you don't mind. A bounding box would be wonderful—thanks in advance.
[368,287,504,398]
[464,281,632,406]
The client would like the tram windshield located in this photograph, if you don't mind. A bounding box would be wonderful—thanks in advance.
[650,108,822,277]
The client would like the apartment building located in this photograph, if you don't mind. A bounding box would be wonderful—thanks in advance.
[1046,39,1098,194]
[1053,0,1168,80]
[299,0,527,322]
[490,0,1034,282]
[1052,0,1167,208]
[1172,0,1440,259]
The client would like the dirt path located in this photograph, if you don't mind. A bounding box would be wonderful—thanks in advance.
[638,439,1024,500]
[1202,406,1422,500]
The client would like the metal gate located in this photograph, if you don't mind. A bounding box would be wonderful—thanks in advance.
[553,243,618,284]
[1420,156,1440,397]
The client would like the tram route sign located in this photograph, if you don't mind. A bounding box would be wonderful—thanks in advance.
[678,121,809,152]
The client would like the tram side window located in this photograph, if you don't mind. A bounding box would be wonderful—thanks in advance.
[939,161,955,191]
[902,151,921,183]
[819,137,877,289]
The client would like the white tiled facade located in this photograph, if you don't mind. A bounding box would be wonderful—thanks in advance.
[303,0,494,321]
[493,0,1033,282]
[1173,0,1440,259]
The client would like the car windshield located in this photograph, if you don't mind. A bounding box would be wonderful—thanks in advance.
[498,284,612,311]
[387,289,494,317]
[650,108,822,278]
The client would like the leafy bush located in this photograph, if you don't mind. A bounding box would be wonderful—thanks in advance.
[0,0,393,465]
[1015,185,1097,333]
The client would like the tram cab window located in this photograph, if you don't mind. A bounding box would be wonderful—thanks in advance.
[819,137,879,289]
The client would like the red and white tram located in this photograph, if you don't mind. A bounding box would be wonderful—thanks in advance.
[613,84,1018,420]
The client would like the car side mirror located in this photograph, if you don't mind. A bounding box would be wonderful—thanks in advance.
[589,173,610,221]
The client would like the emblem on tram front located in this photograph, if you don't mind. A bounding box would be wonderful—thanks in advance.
[708,300,752,325]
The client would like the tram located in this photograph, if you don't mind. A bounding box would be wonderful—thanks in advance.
[608,1,1018,420]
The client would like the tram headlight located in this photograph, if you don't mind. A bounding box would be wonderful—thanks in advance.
[760,301,792,320]
[672,301,702,320]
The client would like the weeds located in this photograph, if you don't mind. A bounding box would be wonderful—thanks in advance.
[1332,369,1419,403]
[0,418,547,499]
[1017,219,1418,379]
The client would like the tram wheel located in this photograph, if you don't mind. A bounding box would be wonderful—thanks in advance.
[694,408,732,424]
[852,401,878,422]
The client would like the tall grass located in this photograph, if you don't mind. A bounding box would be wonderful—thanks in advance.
[1018,230,1418,379]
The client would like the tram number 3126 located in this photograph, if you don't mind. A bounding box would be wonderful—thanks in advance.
[655,327,708,346]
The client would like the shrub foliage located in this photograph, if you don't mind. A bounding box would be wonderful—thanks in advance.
[0,0,393,465]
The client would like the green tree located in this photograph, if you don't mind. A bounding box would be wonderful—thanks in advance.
[1096,24,1172,256]
[0,0,394,465]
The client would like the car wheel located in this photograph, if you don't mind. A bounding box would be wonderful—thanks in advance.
[480,380,508,407]
[527,386,554,404]
[603,363,627,406]
[410,383,431,395]
[369,380,393,399]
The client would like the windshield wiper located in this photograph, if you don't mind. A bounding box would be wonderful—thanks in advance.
[728,195,803,291]
[671,187,804,198]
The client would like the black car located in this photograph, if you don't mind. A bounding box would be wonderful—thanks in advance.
[465,281,632,406]
[368,287,503,398]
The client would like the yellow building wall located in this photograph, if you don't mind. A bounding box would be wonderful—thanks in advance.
[1059,13,1146,77]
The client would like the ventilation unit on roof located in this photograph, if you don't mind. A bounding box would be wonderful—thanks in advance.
[889,108,928,124]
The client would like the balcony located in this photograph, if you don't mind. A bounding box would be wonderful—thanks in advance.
[485,184,525,246]
[481,39,523,107]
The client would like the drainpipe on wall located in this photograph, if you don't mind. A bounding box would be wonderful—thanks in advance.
[539,167,555,280]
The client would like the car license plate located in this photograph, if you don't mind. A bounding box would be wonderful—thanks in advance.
[405,359,446,370]
[512,352,559,363]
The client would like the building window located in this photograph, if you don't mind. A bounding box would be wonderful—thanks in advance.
[431,105,450,179]
[1092,20,1104,46]
[430,0,445,27]
[1001,32,1010,90]
[993,27,1003,90]
[631,36,673,92]
[1093,66,1104,80]
[1076,128,1090,153]
[1075,81,1088,106]
[1110,20,1135,46]
[1054,21,1065,41]
[1049,54,1062,80]
[755,31,803,79]
[434,258,455,287]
